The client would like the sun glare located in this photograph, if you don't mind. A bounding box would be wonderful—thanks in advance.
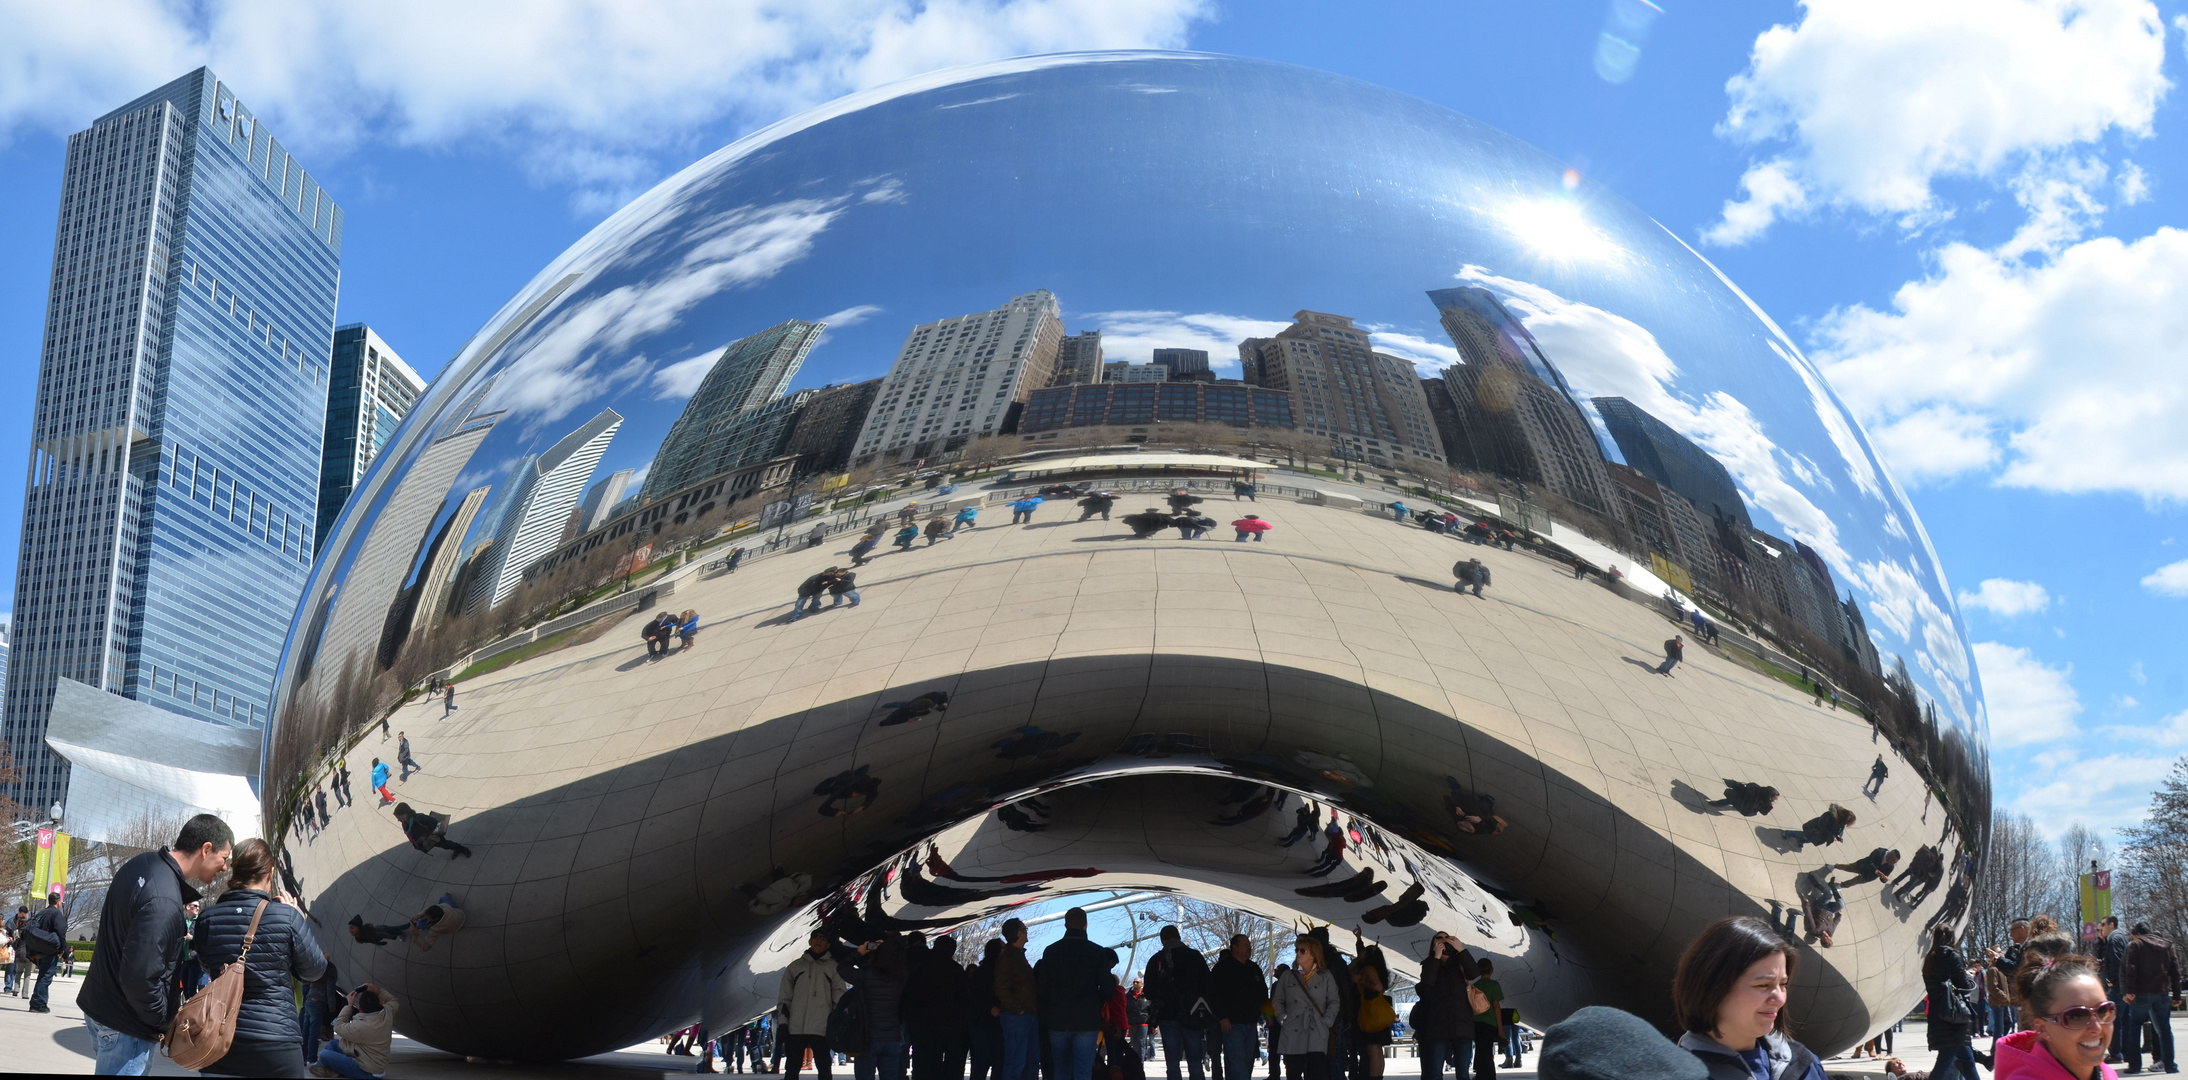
[1505,197,1623,264]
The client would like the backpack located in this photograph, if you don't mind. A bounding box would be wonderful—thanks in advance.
[20,912,62,957]
[826,983,868,1055]
[163,899,267,1070]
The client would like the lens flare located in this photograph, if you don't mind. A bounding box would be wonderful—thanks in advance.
[1504,196,1621,263]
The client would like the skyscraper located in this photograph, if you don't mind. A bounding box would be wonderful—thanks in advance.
[851,290,1063,466]
[641,320,822,503]
[1151,348,1210,377]
[1592,396,1752,527]
[1238,310,1445,469]
[467,409,623,612]
[316,324,425,553]
[780,379,883,475]
[414,487,490,631]
[577,469,636,532]
[5,68,342,811]
[1428,288,1615,515]
[1050,331,1104,386]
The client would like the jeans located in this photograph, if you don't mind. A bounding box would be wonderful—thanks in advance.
[859,1039,909,1080]
[86,1016,159,1075]
[1220,1024,1258,1080]
[29,953,54,1009]
[317,1039,377,1079]
[1234,530,1262,542]
[1929,1045,1979,1080]
[1160,1021,1207,1080]
[969,1025,1002,1080]
[399,756,418,780]
[301,998,327,1062]
[831,590,861,607]
[1419,1037,1472,1080]
[1001,1013,1041,1080]
[1988,1004,2016,1040]
[1503,1025,1522,1062]
[796,595,826,617]
[1049,1030,1099,1080]
[1656,657,1679,674]
[1012,510,1033,524]
[2129,995,2176,1070]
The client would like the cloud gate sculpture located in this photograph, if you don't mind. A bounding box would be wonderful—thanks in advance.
[271,53,1989,1060]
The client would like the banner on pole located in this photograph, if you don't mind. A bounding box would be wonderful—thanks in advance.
[2080,871,2112,941]
[29,830,70,901]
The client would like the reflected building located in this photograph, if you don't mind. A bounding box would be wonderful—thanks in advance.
[5,67,340,814]
[1050,331,1104,386]
[780,380,883,476]
[578,469,636,533]
[1152,348,1212,381]
[1594,397,1751,528]
[466,409,623,611]
[1430,288,1615,515]
[851,291,1063,465]
[1240,311,1444,469]
[1019,382,1295,434]
[415,487,491,629]
[318,325,426,554]
[641,321,823,504]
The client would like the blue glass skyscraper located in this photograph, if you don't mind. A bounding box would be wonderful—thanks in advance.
[4,68,341,812]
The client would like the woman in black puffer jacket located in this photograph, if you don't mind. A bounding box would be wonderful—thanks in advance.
[1922,926,1978,1080]
[190,838,326,1077]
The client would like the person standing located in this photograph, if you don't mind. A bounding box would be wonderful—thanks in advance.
[841,934,912,1080]
[1010,496,1043,525]
[1921,927,1979,1080]
[995,920,1040,1080]
[781,932,848,1080]
[371,759,394,807]
[23,890,69,1013]
[1657,636,1685,676]
[1389,502,1408,523]
[190,837,327,1077]
[1208,935,1267,1080]
[1415,931,1481,1080]
[852,533,881,567]
[925,515,953,547]
[830,571,862,610]
[1038,908,1119,1080]
[2097,916,2131,1065]
[80,814,233,1075]
[1231,515,1271,543]
[1351,944,1393,1080]
[1672,917,1827,1080]
[299,954,340,1064]
[1468,959,1503,1080]
[1146,925,1214,1080]
[796,571,839,619]
[393,802,473,858]
[2122,922,2180,1074]
[397,732,420,781]
[1078,492,1116,521]
[1270,936,1336,1080]
[1232,480,1256,502]
[906,934,972,1080]
[970,940,1005,1080]
[331,761,351,809]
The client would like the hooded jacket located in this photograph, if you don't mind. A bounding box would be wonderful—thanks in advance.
[78,848,200,1042]
[190,888,328,1055]
[1677,1030,1826,1080]
[780,947,848,1036]
[1992,1028,2120,1080]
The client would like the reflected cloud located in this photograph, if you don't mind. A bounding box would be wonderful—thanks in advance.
[1081,309,1289,369]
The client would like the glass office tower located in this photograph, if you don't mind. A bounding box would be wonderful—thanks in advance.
[3,68,342,812]
[317,324,424,555]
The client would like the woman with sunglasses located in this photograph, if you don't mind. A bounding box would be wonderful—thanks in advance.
[1992,954,2119,1080]
[1671,916,1827,1079]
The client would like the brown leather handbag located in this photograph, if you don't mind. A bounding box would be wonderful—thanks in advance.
[162,899,268,1070]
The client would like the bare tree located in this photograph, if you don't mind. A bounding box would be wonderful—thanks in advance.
[1969,813,2068,953]
[2117,757,2188,946]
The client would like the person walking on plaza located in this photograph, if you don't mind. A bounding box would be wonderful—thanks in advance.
[1232,480,1256,502]
[190,837,327,1077]
[796,570,839,619]
[1657,635,1684,676]
[393,802,473,859]
[954,505,981,533]
[442,682,457,716]
[829,571,862,610]
[2098,916,2132,1065]
[371,758,394,806]
[781,931,847,1080]
[397,732,420,781]
[1010,495,1043,525]
[1454,558,1489,597]
[925,514,952,546]
[901,502,922,527]
[1146,925,1214,1080]
[996,919,1040,1080]
[1865,756,1889,798]
[1277,801,1318,848]
[1038,907,1119,1080]
[1124,508,1175,539]
[1167,488,1203,514]
[679,608,701,651]
[1232,515,1272,542]
[1175,512,1215,540]
[1270,935,1337,1080]
[1416,931,1482,1080]
[314,786,331,829]
[1208,934,1267,1080]
[1672,916,1827,1080]
[2122,922,2180,1074]
[21,890,67,1013]
[1830,847,1900,888]
[851,531,881,567]
[809,522,830,549]
[333,759,352,808]
[1078,491,1116,521]
[314,983,398,1079]
[1389,501,1409,523]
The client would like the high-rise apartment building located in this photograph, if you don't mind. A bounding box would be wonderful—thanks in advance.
[577,469,635,532]
[1151,348,1210,377]
[641,320,822,503]
[851,291,1063,466]
[1238,311,1445,469]
[1592,396,1752,527]
[316,324,425,553]
[1107,363,1169,384]
[1050,331,1104,386]
[467,409,623,612]
[1019,382,1295,433]
[1428,288,1614,515]
[781,379,883,475]
[5,68,342,811]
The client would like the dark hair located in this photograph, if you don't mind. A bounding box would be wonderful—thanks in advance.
[174,814,234,856]
[1064,907,1088,930]
[424,906,445,922]
[2102,916,2119,929]
[1930,925,1957,954]
[46,892,60,907]
[1672,916,1797,1036]
[226,838,275,890]
[1477,957,1493,975]
[985,939,1003,961]
[2133,923,2151,936]
[1231,933,1251,947]
[1160,924,1181,942]
[2029,915,2059,936]
[355,989,382,1013]
[393,802,413,817]
[2013,929,2080,1003]
[1002,918,1027,942]
[2016,953,2102,1016]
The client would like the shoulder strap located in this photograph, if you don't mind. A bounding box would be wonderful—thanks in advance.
[237,899,270,964]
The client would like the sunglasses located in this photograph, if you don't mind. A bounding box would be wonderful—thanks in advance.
[2038,1002,2117,1030]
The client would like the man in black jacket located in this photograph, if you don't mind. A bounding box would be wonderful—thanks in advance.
[1146,926,1213,1080]
[79,813,233,1074]
[1038,908,1120,1080]
[1207,935,1267,1080]
[24,891,69,1012]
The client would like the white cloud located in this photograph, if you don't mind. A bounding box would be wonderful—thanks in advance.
[1814,229,2188,499]
[0,1,1212,206]
[1079,310,1290,371]
[819,304,884,328]
[1957,578,2052,617]
[1364,329,1460,375]
[650,351,720,400]
[1707,0,2170,244]
[2142,559,2188,596]
[2008,749,2173,835]
[1973,641,2082,747]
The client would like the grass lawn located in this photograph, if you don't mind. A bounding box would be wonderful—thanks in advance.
[452,611,623,682]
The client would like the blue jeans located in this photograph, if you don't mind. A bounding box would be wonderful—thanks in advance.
[300,999,327,1062]
[969,1023,1003,1080]
[1930,1045,1979,1080]
[1001,1012,1041,1080]
[1160,1021,1207,1080]
[2128,995,2176,1070]
[1988,1004,2015,1039]
[318,1038,378,1078]
[858,1039,908,1080]
[795,595,826,617]
[1418,1036,1472,1080]
[1049,1029,1099,1080]
[1503,1025,1522,1061]
[1220,1023,1258,1080]
[85,1016,159,1075]
[29,954,55,1009]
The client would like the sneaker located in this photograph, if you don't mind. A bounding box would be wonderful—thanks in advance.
[308,1066,339,1078]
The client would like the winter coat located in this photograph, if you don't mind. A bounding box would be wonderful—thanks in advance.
[779,949,848,1036]
[1409,948,1482,1040]
[799,573,833,598]
[995,943,1037,1015]
[970,955,1001,1029]
[1207,952,1268,1025]
[1993,1028,2121,1080]
[78,848,200,1041]
[1144,945,1212,1024]
[1269,965,1338,1056]
[1011,497,1043,513]
[2098,929,2130,989]
[1800,808,1847,847]
[829,573,858,596]
[1664,638,1684,661]
[1080,494,1115,510]
[840,943,910,1044]
[903,946,972,1026]
[1036,931,1119,1032]
[331,994,399,1076]
[410,896,466,950]
[371,762,390,789]
[1678,1030,1827,1080]
[1123,511,1173,534]
[1923,945,1975,1048]
[189,888,328,1059]
[1231,518,1271,534]
[2123,933,2181,996]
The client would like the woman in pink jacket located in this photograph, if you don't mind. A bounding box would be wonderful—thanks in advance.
[1231,515,1272,542]
[1990,954,2117,1080]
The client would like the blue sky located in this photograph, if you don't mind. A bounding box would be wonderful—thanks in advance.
[2,0,2186,839]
